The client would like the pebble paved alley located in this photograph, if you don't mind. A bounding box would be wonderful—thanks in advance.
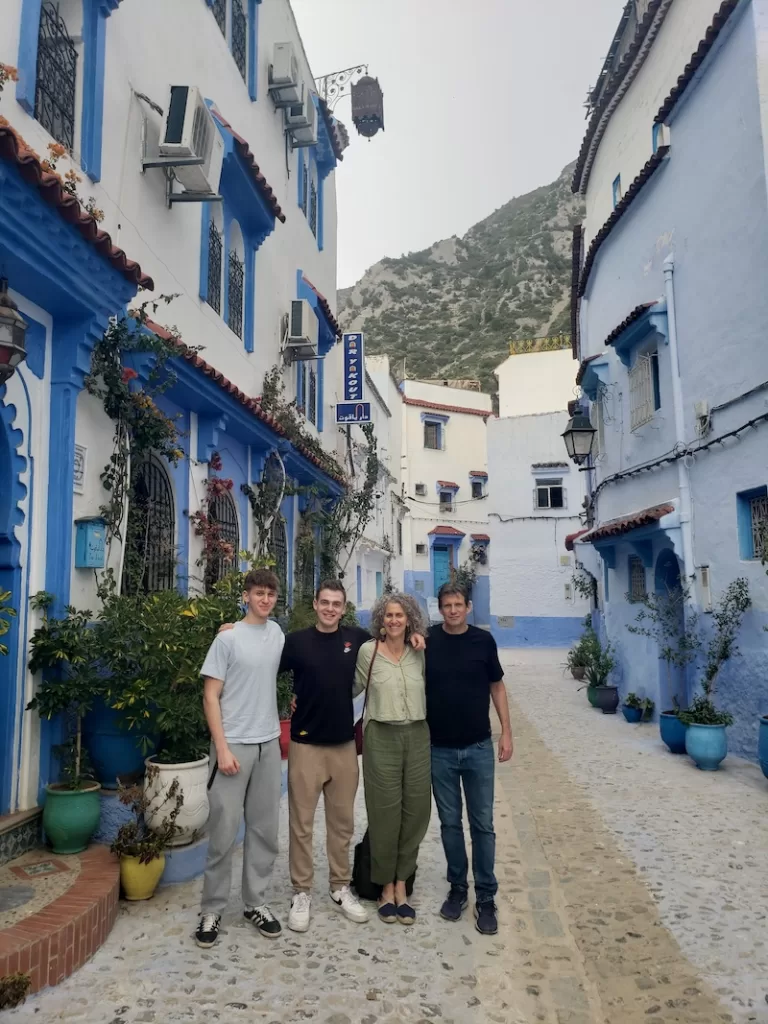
[6,650,768,1024]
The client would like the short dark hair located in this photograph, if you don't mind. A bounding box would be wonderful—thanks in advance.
[315,578,346,602]
[437,582,469,608]
[244,569,279,593]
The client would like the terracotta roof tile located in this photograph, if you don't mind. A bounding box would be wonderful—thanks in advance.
[437,480,459,489]
[655,1,740,125]
[575,353,603,386]
[301,275,341,337]
[144,319,345,483]
[579,503,675,545]
[469,470,488,477]
[565,529,589,551]
[604,302,659,349]
[211,110,286,223]
[471,533,490,542]
[578,147,669,298]
[403,397,491,418]
[318,98,348,162]
[428,526,466,537]
[0,120,154,290]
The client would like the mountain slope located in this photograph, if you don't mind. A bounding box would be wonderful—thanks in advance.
[338,162,582,393]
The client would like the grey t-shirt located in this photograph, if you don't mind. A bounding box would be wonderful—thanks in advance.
[200,620,285,744]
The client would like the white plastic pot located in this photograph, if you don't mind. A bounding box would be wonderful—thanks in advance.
[144,755,210,847]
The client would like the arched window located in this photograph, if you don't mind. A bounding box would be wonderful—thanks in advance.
[35,1,79,151]
[271,518,288,614]
[227,220,245,340]
[123,456,176,595]
[206,205,224,315]
[205,489,240,593]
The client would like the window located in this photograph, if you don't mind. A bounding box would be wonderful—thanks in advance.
[416,543,427,555]
[227,249,244,339]
[439,491,454,513]
[271,518,288,614]
[652,122,662,154]
[612,174,622,208]
[535,478,565,510]
[35,1,78,151]
[424,422,441,450]
[629,556,647,602]
[296,361,306,413]
[205,489,240,593]
[206,218,223,314]
[397,520,403,555]
[122,456,176,595]
[301,160,308,215]
[309,180,318,238]
[738,487,768,560]
[208,0,255,93]
[231,0,247,81]
[415,483,427,496]
[471,480,483,499]
[750,494,768,560]
[629,350,660,430]
[212,0,227,35]
[593,395,605,456]
[308,366,317,426]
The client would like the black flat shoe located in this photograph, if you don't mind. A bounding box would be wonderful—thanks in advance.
[396,903,416,925]
[377,901,397,923]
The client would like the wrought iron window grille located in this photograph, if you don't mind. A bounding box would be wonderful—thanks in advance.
[300,163,308,215]
[212,0,227,36]
[629,555,647,602]
[750,494,768,560]
[207,221,223,314]
[35,1,78,151]
[308,368,317,425]
[271,519,288,614]
[228,250,245,339]
[205,491,240,593]
[231,0,247,81]
[123,457,176,595]
[309,181,318,237]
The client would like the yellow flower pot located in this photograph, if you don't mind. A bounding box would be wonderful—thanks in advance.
[120,854,165,901]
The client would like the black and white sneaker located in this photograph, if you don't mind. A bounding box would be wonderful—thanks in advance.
[195,913,221,948]
[244,904,282,938]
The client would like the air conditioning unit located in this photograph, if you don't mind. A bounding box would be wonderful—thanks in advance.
[268,42,302,106]
[284,300,319,361]
[285,94,317,147]
[160,86,224,194]
[415,484,427,496]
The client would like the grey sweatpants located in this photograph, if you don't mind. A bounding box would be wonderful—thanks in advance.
[201,740,282,916]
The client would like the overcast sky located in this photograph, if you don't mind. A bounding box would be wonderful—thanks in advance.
[290,0,623,288]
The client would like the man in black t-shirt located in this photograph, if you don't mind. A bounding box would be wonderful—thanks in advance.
[426,582,512,937]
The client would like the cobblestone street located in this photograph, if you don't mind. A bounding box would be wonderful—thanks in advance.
[6,650,768,1024]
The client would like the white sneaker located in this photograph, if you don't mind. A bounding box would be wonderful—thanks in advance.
[330,886,369,923]
[288,891,311,933]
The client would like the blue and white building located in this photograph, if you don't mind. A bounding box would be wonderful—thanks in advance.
[568,0,768,758]
[0,0,350,816]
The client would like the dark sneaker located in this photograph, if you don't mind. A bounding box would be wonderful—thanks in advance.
[440,887,468,922]
[475,901,498,936]
[195,913,221,948]
[244,904,282,938]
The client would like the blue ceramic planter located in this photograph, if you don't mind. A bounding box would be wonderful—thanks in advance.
[622,706,643,723]
[659,712,687,754]
[83,698,157,789]
[758,716,768,781]
[685,723,728,771]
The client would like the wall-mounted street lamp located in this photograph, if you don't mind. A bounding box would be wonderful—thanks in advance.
[562,410,596,465]
[0,279,27,384]
[315,65,385,140]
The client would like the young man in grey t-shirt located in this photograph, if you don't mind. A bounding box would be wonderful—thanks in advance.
[195,568,285,949]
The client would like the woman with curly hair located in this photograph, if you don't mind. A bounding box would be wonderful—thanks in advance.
[354,592,430,924]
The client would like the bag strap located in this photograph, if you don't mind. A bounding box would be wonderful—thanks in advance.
[359,640,378,721]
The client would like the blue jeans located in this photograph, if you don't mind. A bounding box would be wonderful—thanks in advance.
[431,738,497,904]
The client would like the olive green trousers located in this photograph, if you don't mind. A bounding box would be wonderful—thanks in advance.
[362,720,431,885]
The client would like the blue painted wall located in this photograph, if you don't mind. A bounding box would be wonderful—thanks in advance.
[490,615,585,649]
[472,575,491,627]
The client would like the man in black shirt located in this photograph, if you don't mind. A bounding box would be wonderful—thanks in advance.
[426,582,512,936]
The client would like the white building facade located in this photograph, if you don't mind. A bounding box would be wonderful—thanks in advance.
[488,345,590,647]
[0,0,350,815]
[401,380,491,625]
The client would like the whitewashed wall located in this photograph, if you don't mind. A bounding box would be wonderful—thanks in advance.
[495,349,580,418]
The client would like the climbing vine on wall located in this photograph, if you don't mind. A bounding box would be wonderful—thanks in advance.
[189,452,237,591]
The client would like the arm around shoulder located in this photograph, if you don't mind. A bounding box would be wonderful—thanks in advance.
[353,640,374,697]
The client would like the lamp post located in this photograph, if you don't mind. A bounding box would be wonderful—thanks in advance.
[0,279,27,384]
[562,410,596,465]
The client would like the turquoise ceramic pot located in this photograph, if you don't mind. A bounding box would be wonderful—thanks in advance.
[43,783,102,853]
[758,716,768,781]
[659,712,687,754]
[685,723,728,771]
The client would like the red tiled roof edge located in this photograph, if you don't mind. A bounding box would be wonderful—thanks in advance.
[0,121,154,290]
[581,503,675,545]
[318,98,346,163]
[403,397,491,418]
[144,319,346,484]
[428,525,466,537]
[575,352,602,386]
[565,529,589,551]
[301,275,341,337]
[469,470,488,477]
[604,301,659,349]
[578,147,669,299]
[570,224,583,359]
[471,533,490,542]
[437,480,459,488]
[572,0,671,194]
[655,0,740,125]
[211,110,286,223]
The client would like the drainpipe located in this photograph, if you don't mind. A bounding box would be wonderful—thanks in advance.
[663,253,695,585]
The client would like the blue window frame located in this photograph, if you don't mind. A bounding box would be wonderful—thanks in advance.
[652,122,662,154]
[205,0,260,99]
[612,174,622,208]
[736,486,768,560]
[422,414,448,450]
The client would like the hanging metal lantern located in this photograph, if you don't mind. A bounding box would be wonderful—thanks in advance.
[0,279,27,384]
[562,411,596,465]
[351,76,384,138]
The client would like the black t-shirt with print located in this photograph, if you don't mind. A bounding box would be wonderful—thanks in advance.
[425,624,504,748]
[280,625,371,745]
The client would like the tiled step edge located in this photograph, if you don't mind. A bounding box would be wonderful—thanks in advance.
[0,845,119,993]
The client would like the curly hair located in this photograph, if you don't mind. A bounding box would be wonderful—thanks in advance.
[369,592,428,639]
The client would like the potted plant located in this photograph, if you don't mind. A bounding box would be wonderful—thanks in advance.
[641,697,655,722]
[110,764,184,900]
[679,579,751,771]
[583,637,618,714]
[27,597,103,854]
[622,692,644,723]
[628,585,701,754]
[566,644,588,681]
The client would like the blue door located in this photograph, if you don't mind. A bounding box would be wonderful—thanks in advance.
[375,571,383,598]
[433,546,451,596]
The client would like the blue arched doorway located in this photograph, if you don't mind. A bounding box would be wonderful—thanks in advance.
[0,391,28,814]
[654,548,686,712]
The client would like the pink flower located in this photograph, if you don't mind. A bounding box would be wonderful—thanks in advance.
[121,367,138,384]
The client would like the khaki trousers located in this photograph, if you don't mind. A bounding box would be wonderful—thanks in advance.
[288,740,359,892]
